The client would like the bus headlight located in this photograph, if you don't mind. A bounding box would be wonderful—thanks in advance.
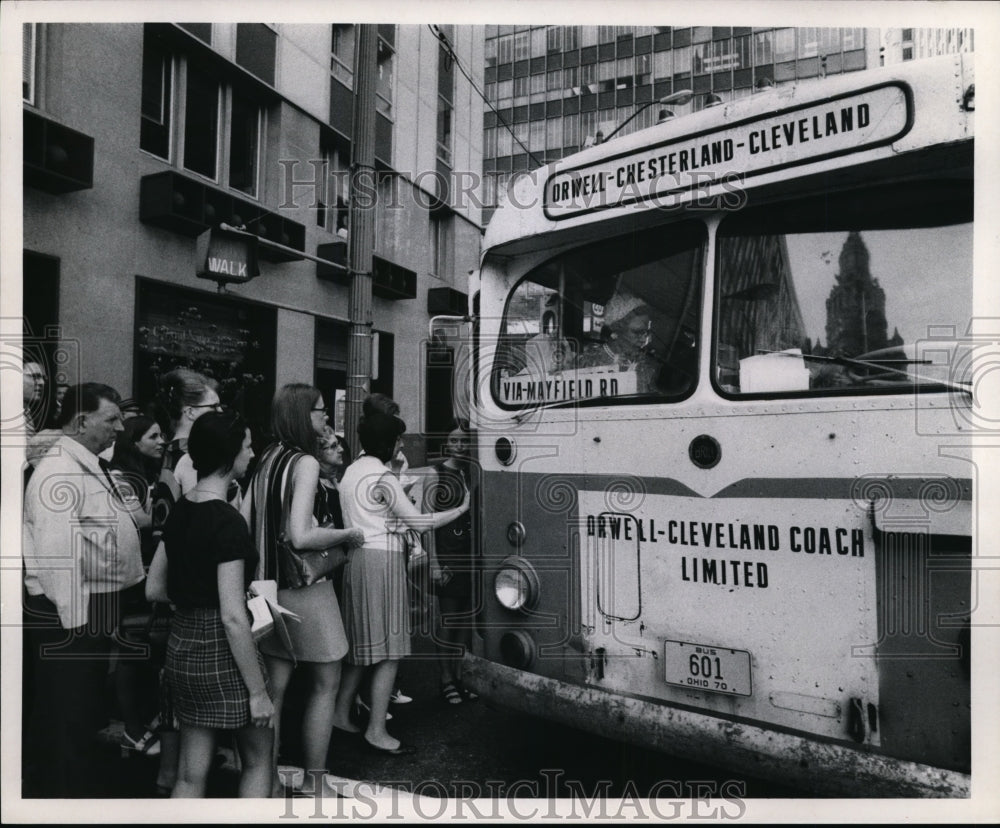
[494,556,539,611]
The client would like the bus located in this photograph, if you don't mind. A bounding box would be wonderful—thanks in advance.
[458,53,976,797]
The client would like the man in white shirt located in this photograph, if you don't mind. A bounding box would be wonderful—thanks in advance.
[22,382,144,797]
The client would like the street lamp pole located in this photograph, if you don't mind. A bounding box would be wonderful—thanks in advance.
[599,89,695,143]
[345,25,378,457]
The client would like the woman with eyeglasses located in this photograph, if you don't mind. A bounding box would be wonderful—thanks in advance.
[244,384,364,796]
[147,367,222,794]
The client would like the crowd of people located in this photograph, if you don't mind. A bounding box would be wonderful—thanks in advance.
[21,363,480,799]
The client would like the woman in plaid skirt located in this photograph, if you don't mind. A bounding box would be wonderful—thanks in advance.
[147,411,274,797]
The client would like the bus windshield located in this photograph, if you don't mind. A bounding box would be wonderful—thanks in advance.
[493,220,706,409]
[714,187,973,396]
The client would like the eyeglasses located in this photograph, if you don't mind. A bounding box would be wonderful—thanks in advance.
[189,403,224,411]
[311,406,329,414]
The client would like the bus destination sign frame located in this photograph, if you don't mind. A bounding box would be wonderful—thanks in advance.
[543,82,913,220]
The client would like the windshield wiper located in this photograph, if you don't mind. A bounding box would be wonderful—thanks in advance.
[764,350,972,395]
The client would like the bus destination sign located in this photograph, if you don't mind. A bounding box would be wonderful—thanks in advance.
[543,83,912,220]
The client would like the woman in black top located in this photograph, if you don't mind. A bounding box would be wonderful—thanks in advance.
[146,411,273,798]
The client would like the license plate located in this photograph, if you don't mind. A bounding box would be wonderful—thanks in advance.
[663,640,752,696]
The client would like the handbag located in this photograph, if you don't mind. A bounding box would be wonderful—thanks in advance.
[275,456,346,589]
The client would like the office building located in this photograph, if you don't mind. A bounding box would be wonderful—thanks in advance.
[22,22,484,451]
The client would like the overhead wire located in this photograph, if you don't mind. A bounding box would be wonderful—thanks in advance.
[427,24,545,169]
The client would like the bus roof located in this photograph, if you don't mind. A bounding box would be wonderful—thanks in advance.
[483,53,974,258]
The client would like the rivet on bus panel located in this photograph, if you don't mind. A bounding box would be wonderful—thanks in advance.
[507,522,527,546]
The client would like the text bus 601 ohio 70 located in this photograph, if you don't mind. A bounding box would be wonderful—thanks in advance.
[457,54,976,797]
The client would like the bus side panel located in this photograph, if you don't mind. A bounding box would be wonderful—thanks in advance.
[875,532,971,773]
[478,467,590,683]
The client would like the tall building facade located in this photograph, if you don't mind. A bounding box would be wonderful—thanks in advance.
[21,23,484,452]
[880,27,975,64]
[481,26,879,222]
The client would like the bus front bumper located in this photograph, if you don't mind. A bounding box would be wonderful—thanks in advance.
[460,653,969,798]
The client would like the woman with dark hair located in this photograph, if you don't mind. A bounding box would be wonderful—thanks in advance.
[148,367,222,793]
[244,383,364,795]
[331,411,470,755]
[145,411,273,797]
[424,420,479,705]
[110,415,165,551]
[108,414,166,757]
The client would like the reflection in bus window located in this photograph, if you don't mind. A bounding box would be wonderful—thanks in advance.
[715,208,972,396]
[494,221,705,407]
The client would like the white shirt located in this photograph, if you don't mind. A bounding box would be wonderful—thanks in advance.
[23,435,144,628]
[339,455,404,551]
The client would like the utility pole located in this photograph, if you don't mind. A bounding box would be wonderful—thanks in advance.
[345,25,378,457]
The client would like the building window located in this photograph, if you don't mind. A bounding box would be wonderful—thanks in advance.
[529,120,544,153]
[754,31,773,65]
[497,124,513,156]
[547,26,562,52]
[23,23,37,103]
[673,46,692,75]
[316,148,350,233]
[141,29,264,198]
[580,27,598,48]
[497,78,513,107]
[235,23,276,86]
[438,37,455,166]
[798,27,819,58]
[331,24,354,87]
[531,27,546,57]
[513,75,529,105]
[497,34,513,64]
[183,67,220,179]
[513,31,530,61]
[562,112,580,147]
[141,28,172,159]
[817,28,841,55]
[484,127,497,158]
[530,72,546,97]
[598,25,616,43]
[773,28,796,62]
[841,28,864,51]
[653,50,671,80]
[563,26,579,51]
[545,117,561,149]
[229,88,261,196]
[376,29,395,119]
[431,211,453,276]
[635,53,651,85]
[437,99,453,165]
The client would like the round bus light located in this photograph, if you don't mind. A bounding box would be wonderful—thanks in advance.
[506,521,526,546]
[499,630,536,669]
[495,436,516,465]
[494,557,539,612]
